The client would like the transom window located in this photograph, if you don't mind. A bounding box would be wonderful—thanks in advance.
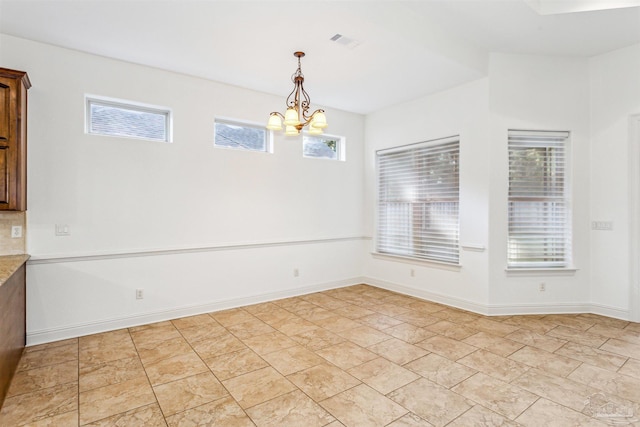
[214,118,270,152]
[303,134,345,161]
[376,136,460,264]
[86,95,172,142]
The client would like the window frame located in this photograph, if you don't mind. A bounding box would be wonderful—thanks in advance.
[302,132,346,161]
[507,129,572,269]
[85,94,172,143]
[375,135,461,265]
[213,117,272,153]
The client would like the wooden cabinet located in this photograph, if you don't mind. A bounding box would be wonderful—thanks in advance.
[0,262,26,408]
[0,68,30,211]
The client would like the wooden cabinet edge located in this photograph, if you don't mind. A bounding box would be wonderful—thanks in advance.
[0,68,31,90]
[0,263,26,409]
[0,67,30,211]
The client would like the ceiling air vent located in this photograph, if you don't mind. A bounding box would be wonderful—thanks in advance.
[329,33,361,49]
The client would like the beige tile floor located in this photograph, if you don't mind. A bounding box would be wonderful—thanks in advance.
[2,284,640,426]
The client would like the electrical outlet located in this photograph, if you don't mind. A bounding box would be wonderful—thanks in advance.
[136,289,144,299]
[410,268,415,277]
[11,225,22,238]
[539,283,546,292]
[293,268,299,277]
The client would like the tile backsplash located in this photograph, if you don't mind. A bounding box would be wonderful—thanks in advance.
[0,212,26,255]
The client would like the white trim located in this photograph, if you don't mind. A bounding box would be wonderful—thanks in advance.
[629,113,640,322]
[505,267,578,277]
[376,134,460,155]
[461,243,486,252]
[485,302,630,319]
[364,277,487,315]
[486,302,630,320]
[588,302,631,322]
[486,302,591,316]
[364,277,631,320]
[27,276,367,346]
[370,252,462,272]
[28,236,366,264]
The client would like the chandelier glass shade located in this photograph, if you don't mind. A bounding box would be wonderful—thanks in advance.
[266,52,328,136]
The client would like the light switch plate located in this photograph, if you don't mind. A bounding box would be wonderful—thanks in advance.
[55,224,70,236]
[592,221,613,231]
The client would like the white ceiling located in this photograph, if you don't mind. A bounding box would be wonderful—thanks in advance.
[1,0,639,114]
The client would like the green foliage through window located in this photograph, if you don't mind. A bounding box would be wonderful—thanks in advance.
[303,135,344,160]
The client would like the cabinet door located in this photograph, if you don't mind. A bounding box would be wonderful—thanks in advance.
[0,146,8,205]
[0,78,16,207]
[0,80,12,143]
[0,74,25,210]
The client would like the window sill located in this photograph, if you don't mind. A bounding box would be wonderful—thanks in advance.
[371,252,462,272]
[505,267,578,277]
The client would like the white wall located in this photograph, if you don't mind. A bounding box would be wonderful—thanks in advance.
[0,34,366,344]
[363,52,628,318]
[363,78,492,312]
[589,44,640,320]
[363,49,640,320]
[5,33,639,344]
[487,54,593,314]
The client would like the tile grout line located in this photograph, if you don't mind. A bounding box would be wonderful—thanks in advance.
[173,313,258,425]
[125,327,168,426]
[3,285,640,426]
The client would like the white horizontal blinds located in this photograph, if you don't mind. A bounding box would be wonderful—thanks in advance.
[214,119,267,152]
[377,137,460,264]
[87,97,170,142]
[508,130,570,268]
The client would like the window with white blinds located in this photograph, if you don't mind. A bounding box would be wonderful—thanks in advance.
[214,118,270,152]
[376,136,460,264]
[508,130,571,268]
[86,95,172,142]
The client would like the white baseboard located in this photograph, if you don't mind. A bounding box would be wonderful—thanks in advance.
[26,277,366,346]
[363,277,490,315]
[362,277,632,320]
[587,303,631,321]
[27,275,632,346]
[485,302,629,319]
[485,303,592,316]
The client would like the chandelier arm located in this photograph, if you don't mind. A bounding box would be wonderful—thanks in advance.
[285,85,298,109]
[299,84,312,121]
[299,109,325,126]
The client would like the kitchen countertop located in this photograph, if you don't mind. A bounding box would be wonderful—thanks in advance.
[0,254,29,286]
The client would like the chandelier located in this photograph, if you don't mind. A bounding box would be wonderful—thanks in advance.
[266,51,328,136]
